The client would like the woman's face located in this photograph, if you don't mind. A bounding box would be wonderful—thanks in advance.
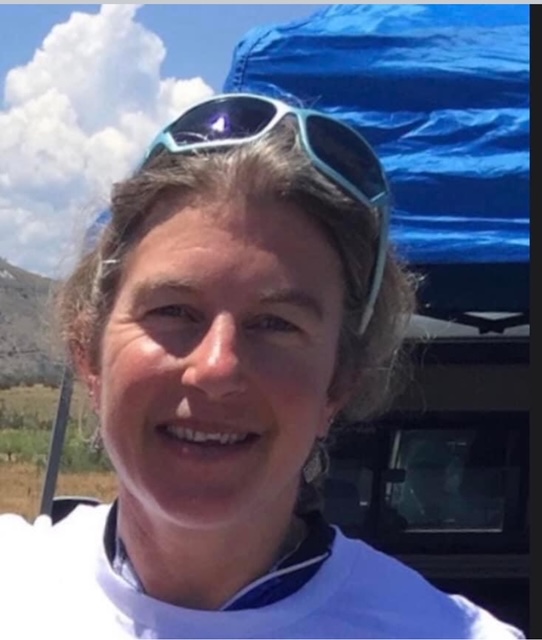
[91,195,347,529]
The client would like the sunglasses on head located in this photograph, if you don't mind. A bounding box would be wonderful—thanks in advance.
[143,93,391,336]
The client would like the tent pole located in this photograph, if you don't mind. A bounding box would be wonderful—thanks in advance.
[39,366,74,517]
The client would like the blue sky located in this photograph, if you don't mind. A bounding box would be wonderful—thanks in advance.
[0,5,325,93]
[0,4,325,275]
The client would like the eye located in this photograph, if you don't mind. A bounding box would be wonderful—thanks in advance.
[247,315,299,333]
[148,304,201,322]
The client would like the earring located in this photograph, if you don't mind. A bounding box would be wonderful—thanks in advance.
[302,438,330,484]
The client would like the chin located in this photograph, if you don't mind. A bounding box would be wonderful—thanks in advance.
[127,480,266,531]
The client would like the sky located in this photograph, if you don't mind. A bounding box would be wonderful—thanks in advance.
[0,4,325,277]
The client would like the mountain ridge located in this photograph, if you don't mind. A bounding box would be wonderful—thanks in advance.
[0,257,63,387]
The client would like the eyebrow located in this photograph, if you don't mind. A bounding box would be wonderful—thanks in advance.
[129,277,198,304]
[258,288,325,321]
[130,277,325,320]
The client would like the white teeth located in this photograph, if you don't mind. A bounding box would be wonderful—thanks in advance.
[164,425,249,445]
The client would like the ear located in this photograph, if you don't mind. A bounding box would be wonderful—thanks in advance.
[72,342,102,413]
[86,374,102,413]
[319,371,357,439]
[318,392,350,439]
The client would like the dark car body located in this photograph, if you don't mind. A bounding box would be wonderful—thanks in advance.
[323,317,529,633]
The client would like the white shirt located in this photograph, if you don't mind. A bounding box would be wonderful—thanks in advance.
[0,505,525,639]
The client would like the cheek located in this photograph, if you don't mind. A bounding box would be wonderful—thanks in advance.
[254,347,337,426]
[102,324,164,376]
[98,333,166,422]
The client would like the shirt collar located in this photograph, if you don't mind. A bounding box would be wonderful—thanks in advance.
[103,500,335,610]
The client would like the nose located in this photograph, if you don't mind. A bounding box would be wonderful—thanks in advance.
[181,314,248,400]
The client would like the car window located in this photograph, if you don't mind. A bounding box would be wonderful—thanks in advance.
[385,428,507,532]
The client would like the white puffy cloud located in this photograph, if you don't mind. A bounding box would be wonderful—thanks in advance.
[0,4,213,276]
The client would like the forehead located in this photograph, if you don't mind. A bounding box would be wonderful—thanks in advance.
[143,192,320,243]
[120,195,346,305]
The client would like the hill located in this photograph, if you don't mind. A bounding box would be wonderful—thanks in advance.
[0,257,63,388]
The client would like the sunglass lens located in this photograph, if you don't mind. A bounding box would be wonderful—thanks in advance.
[168,97,277,145]
[307,115,386,201]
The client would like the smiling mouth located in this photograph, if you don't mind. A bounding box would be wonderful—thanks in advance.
[158,424,259,447]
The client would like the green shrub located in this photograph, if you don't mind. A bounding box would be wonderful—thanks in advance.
[0,427,111,472]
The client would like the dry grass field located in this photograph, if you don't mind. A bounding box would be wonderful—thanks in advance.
[0,383,114,520]
[0,382,94,427]
[0,462,117,521]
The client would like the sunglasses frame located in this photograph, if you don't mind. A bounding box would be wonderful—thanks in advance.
[144,93,391,336]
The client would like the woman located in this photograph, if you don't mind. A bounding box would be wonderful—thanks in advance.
[0,94,523,638]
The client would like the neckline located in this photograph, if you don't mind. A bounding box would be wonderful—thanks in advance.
[104,500,336,610]
[94,505,357,636]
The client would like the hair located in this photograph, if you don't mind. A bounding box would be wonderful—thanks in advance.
[56,119,418,506]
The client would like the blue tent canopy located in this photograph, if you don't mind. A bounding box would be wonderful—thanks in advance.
[223,5,529,315]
